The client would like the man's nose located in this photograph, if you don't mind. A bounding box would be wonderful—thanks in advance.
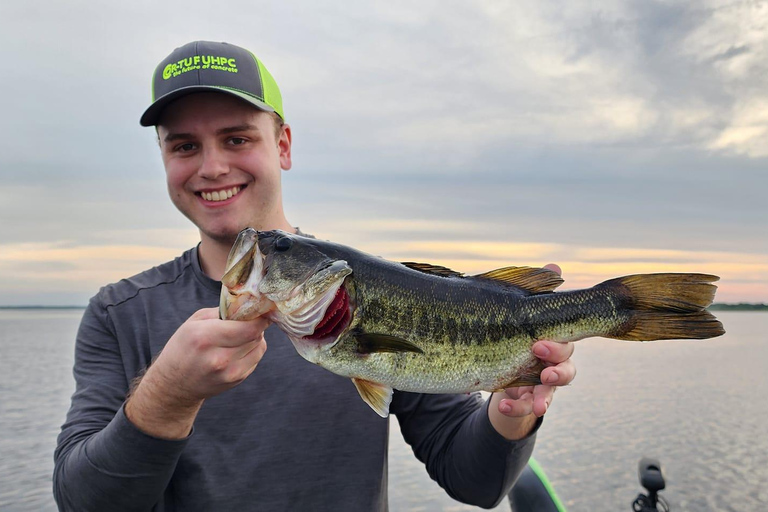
[198,147,230,179]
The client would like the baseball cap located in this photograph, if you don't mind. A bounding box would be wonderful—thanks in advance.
[140,41,284,126]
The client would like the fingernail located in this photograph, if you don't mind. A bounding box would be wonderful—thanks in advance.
[500,402,512,414]
[533,344,550,358]
[546,371,558,384]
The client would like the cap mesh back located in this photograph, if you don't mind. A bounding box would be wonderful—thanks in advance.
[256,58,284,120]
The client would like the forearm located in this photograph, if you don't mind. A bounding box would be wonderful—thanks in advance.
[435,399,540,508]
[395,393,540,509]
[54,405,189,512]
[54,299,191,512]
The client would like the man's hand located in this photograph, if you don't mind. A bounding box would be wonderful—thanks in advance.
[150,308,268,403]
[495,339,576,415]
[125,308,268,439]
[488,263,577,440]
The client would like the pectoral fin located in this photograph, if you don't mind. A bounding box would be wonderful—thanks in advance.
[355,333,425,355]
[352,378,393,417]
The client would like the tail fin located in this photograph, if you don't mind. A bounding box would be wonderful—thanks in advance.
[602,273,725,341]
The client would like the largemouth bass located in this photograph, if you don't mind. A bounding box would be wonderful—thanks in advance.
[220,228,724,417]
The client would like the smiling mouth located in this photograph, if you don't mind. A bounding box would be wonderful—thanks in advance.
[197,185,244,202]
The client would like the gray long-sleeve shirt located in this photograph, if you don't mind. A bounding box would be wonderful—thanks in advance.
[53,245,538,511]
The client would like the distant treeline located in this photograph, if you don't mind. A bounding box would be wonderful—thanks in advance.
[708,303,768,311]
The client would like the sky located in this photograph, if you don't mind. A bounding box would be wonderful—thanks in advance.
[0,0,766,305]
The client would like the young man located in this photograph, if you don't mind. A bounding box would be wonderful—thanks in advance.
[54,41,575,511]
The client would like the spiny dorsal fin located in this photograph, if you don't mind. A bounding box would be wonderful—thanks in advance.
[473,266,563,294]
[352,378,393,417]
[400,262,464,278]
[355,333,425,355]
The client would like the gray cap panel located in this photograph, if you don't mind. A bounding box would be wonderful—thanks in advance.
[140,41,275,126]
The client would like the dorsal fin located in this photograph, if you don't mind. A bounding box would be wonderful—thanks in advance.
[400,262,464,278]
[473,266,563,294]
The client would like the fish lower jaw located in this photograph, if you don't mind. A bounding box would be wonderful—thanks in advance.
[224,291,273,321]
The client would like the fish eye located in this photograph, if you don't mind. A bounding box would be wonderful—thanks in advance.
[275,237,293,252]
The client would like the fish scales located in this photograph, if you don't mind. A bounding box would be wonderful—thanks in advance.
[325,275,631,393]
[517,288,634,342]
[350,259,529,346]
[220,229,725,416]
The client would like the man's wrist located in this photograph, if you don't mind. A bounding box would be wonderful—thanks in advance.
[487,393,539,441]
[125,367,204,440]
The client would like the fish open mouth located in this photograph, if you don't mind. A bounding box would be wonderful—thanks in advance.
[304,286,351,341]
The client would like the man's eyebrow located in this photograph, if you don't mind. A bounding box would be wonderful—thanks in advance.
[163,124,259,143]
[216,123,259,136]
[163,132,193,143]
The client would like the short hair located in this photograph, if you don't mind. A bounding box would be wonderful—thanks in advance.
[269,111,285,141]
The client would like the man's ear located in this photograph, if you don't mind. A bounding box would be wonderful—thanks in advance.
[279,124,292,171]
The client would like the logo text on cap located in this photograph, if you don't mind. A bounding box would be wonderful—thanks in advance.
[162,56,239,80]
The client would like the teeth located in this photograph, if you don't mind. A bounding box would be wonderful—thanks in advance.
[202,186,241,202]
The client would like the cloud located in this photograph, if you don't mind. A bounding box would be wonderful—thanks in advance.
[709,100,768,156]
[0,241,191,305]
[0,232,762,305]
[373,241,768,305]
[0,0,765,304]
[708,44,751,62]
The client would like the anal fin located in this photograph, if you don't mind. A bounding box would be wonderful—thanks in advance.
[497,358,547,389]
[352,378,393,417]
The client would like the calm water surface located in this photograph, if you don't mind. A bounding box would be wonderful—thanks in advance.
[0,310,766,511]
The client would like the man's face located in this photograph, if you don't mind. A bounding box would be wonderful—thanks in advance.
[157,93,292,246]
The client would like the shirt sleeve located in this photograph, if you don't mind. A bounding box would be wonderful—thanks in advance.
[53,296,189,512]
[392,390,541,509]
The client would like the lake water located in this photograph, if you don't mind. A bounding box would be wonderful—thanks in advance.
[0,310,766,511]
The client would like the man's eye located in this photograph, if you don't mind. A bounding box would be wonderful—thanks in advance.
[229,137,246,146]
[177,143,196,152]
